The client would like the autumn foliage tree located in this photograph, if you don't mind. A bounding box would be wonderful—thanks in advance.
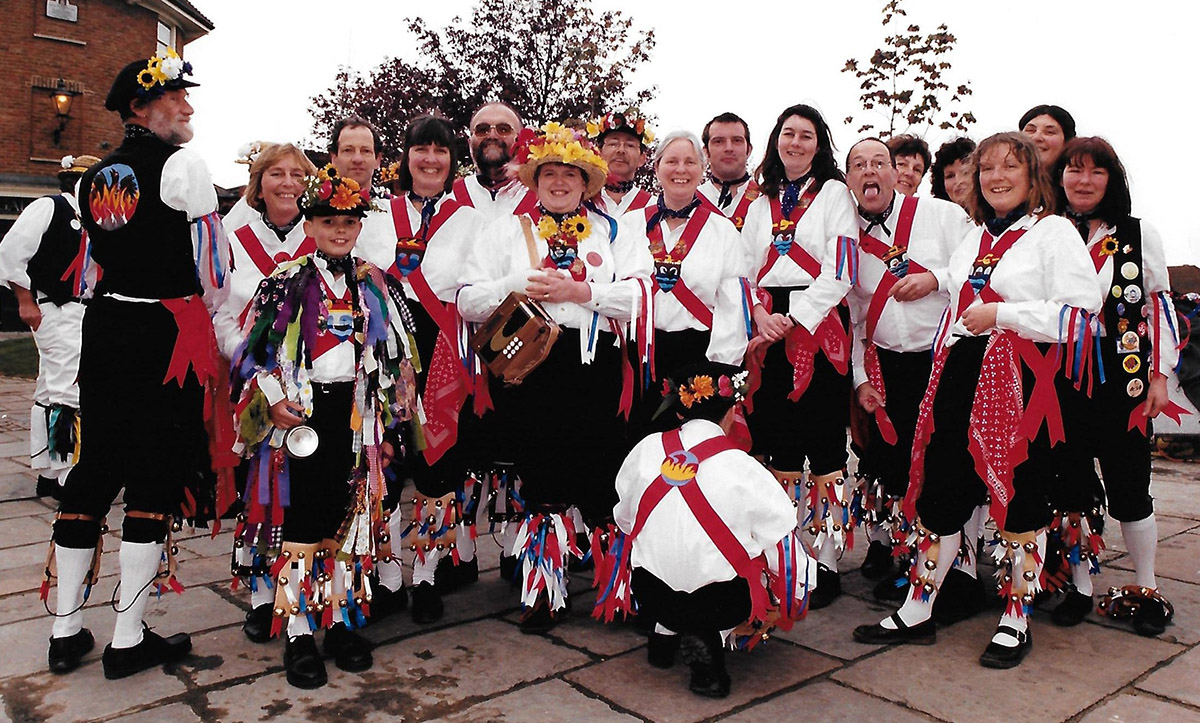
[308,0,656,161]
[841,0,976,138]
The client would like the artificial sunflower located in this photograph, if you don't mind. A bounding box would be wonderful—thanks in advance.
[679,385,695,408]
[137,69,158,90]
[562,214,591,240]
[1099,236,1119,256]
[537,216,559,239]
[690,375,715,402]
[330,184,360,210]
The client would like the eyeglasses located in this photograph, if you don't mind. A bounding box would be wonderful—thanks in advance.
[849,158,890,173]
[473,122,515,137]
[602,139,642,152]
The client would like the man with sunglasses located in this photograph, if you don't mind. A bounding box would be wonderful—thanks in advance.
[453,102,530,218]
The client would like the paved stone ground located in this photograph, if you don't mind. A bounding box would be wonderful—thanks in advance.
[0,374,1196,722]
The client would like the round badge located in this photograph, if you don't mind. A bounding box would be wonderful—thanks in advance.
[70,219,81,231]
[1116,303,1126,316]
[586,251,604,267]
[1126,378,1145,397]
[1121,262,1139,280]
[1123,244,1133,254]
[1122,355,1142,374]
[1138,321,1149,337]
[1121,331,1140,351]
[1117,318,1129,334]
[1111,285,1123,299]
[1123,285,1142,304]
[660,450,699,487]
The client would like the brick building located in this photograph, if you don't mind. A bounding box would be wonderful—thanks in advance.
[0,0,213,225]
[0,0,212,326]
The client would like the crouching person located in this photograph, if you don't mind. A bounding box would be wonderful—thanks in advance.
[603,362,815,698]
[229,166,420,689]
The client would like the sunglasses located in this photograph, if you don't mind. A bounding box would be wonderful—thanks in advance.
[473,123,515,137]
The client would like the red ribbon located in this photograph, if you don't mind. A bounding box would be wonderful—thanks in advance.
[160,295,219,389]
[863,344,899,445]
[1128,399,1190,435]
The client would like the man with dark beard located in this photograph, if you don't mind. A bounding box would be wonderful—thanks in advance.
[452,102,531,218]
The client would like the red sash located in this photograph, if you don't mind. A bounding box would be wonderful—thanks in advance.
[624,189,653,213]
[388,195,469,464]
[627,429,770,623]
[451,177,475,208]
[312,275,354,361]
[755,182,822,283]
[645,205,715,328]
[697,181,760,231]
[513,189,538,217]
[233,225,316,325]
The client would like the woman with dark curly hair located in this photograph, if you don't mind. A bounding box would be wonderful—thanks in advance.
[930,136,976,211]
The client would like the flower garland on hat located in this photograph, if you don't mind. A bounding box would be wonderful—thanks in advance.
[135,47,194,96]
[586,107,655,148]
[298,164,376,217]
[662,369,750,409]
[512,122,609,199]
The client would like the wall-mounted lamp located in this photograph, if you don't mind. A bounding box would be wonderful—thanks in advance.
[51,78,81,146]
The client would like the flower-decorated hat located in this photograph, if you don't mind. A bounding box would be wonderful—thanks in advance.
[298,164,375,218]
[654,361,751,422]
[58,154,100,177]
[586,107,655,150]
[512,122,609,200]
[235,141,273,167]
[105,48,198,114]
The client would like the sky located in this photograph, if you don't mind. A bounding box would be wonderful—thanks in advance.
[184,0,1199,265]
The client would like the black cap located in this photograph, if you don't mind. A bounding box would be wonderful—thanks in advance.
[653,361,750,423]
[104,55,199,115]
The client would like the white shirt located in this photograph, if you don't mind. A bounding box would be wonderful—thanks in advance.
[698,177,756,224]
[458,211,651,361]
[742,179,859,333]
[383,193,484,303]
[1084,219,1179,374]
[453,175,529,221]
[0,193,79,292]
[222,196,257,231]
[941,213,1102,346]
[613,418,798,593]
[617,209,749,364]
[596,187,655,217]
[847,193,974,386]
[213,214,311,359]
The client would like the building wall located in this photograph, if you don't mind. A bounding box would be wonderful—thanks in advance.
[0,0,201,190]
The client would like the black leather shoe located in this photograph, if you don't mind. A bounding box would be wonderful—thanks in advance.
[853,613,936,645]
[979,625,1032,669]
[284,635,327,689]
[434,555,458,594]
[1050,589,1092,627]
[499,554,519,583]
[102,629,192,680]
[369,584,408,621]
[323,623,372,672]
[519,599,558,635]
[647,632,679,669]
[456,557,479,587]
[411,582,444,625]
[242,603,274,643]
[873,573,911,602]
[1133,597,1168,637]
[808,564,842,610]
[933,569,986,626]
[680,632,730,698]
[860,541,895,580]
[48,628,94,673]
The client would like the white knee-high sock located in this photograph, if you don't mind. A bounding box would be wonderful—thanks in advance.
[1121,514,1158,589]
[376,510,406,592]
[1072,561,1093,596]
[959,512,983,579]
[413,551,438,586]
[111,541,163,649]
[867,524,892,546]
[817,539,839,572]
[51,545,94,639]
[654,623,677,636]
[884,531,960,628]
[287,612,311,639]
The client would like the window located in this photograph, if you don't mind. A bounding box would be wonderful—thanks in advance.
[156,20,175,54]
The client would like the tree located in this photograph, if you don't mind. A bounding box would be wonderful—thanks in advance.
[308,0,656,160]
[841,0,976,138]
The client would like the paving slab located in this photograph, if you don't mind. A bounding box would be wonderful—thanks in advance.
[1137,644,1200,707]
[179,626,282,689]
[1101,514,1200,556]
[723,680,936,722]
[0,498,56,520]
[832,611,1182,723]
[567,640,837,723]
[1069,569,1200,646]
[0,663,188,722]
[1106,529,1200,585]
[1081,692,1200,722]
[0,514,54,550]
[772,591,888,660]
[433,678,639,722]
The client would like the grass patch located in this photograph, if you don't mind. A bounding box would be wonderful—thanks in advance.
[0,336,39,379]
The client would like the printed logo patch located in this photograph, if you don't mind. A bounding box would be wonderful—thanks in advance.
[88,164,139,231]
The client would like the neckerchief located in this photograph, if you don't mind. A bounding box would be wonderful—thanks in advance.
[984,205,1028,237]
[606,179,635,194]
[315,250,354,277]
[1064,208,1096,242]
[261,212,300,241]
[123,124,157,140]
[409,191,442,237]
[712,172,750,209]
[646,195,701,235]
[859,193,896,237]
[780,174,812,218]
